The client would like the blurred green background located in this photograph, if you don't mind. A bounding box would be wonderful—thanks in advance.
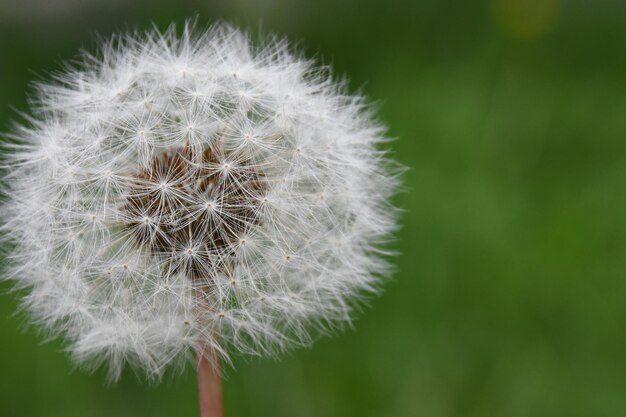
[1,0,625,416]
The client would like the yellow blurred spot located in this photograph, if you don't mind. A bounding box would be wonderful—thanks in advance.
[491,0,559,39]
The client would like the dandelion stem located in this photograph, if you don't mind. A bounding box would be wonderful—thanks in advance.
[197,347,224,417]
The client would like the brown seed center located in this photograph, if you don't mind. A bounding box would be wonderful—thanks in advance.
[122,144,264,281]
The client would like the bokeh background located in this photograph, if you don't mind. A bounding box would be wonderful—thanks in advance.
[1,1,625,416]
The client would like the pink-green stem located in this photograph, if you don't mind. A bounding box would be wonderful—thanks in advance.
[197,347,224,417]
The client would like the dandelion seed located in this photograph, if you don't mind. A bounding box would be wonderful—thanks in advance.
[1,20,399,417]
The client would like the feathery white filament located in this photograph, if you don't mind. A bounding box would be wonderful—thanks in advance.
[1,22,398,380]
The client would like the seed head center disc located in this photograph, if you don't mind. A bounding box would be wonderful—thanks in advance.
[122,144,264,281]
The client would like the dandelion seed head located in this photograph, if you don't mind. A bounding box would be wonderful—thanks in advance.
[1,21,399,380]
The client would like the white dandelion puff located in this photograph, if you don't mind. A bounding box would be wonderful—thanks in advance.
[1,21,399,386]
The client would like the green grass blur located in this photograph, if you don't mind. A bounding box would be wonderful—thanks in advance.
[1,1,625,416]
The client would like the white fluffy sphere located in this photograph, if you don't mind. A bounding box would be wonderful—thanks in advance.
[1,22,398,380]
